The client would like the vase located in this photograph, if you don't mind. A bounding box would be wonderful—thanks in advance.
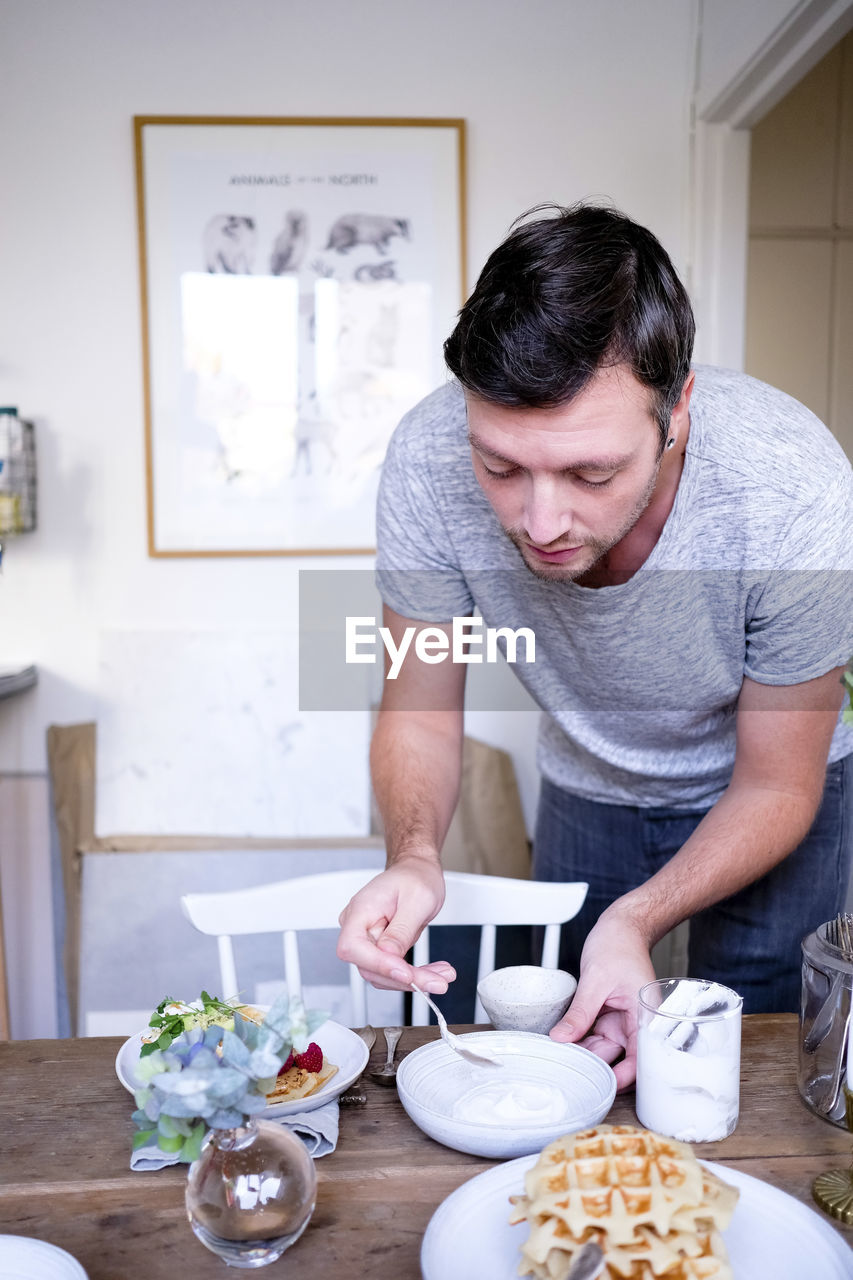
[185,1118,317,1268]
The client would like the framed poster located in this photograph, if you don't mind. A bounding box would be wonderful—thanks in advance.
[134,116,466,556]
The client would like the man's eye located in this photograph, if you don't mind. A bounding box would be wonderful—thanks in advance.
[576,474,614,488]
[482,463,519,480]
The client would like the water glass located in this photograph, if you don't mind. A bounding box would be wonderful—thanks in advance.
[635,977,742,1142]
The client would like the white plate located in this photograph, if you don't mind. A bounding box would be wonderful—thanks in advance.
[0,1235,88,1279]
[420,1157,853,1280]
[115,1017,368,1116]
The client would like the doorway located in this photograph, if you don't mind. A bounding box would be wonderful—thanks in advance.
[745,31,853,461]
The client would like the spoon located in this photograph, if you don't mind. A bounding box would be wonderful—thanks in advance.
[354,1025,377,1054]
[410,983,503,1068]
[369,1026,403,1086]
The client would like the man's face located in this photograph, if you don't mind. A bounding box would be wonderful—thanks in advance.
[466,364,672,583]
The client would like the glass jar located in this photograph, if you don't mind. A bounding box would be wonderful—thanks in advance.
[185,1118,317,1267]
[799,924,853,1128]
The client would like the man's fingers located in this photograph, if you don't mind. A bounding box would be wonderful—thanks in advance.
[611,1052,638,1092]
[549,994,598,1043]
[366,918,391,944]
[354,959,456,993]
[338,932,406,980]
[406,960,457,993]
[580,1033,624,1064]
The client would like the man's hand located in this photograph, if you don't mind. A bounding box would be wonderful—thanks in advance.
[337,855,456,993]
[549,907,655,1090]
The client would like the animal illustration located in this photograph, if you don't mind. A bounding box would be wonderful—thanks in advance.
[269,210,309,274]
[326,213,410,255]
[203,215,256,273]
[291,392,337,477]
[354,259,399,283]
[366,303,399,367]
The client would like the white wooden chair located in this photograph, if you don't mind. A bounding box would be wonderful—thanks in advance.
[180,868,588,1027]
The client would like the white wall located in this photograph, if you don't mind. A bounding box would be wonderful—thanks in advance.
[0,0,696,811]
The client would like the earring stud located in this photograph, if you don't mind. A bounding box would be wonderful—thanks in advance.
[666,437,676,450]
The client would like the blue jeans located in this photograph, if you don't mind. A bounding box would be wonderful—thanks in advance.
[532,755,853,1014]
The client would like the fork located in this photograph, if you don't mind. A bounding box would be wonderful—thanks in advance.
[410,983,503,1068]
[826,912,853,959]
[565,1242,605,1280]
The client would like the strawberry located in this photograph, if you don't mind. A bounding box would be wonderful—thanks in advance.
[276,1051,294,1077]
[294,1042,323,1073]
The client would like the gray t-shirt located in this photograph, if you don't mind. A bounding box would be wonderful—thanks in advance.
[375,366,853,810]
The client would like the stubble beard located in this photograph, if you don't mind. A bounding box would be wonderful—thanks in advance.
[503,459,663,584]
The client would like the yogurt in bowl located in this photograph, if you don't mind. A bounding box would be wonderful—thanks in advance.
[451,1078,568,1126]
[396,1030,616,1158]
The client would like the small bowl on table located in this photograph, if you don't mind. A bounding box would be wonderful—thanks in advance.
[477,965,577,1034]
[396,1030,616,1158]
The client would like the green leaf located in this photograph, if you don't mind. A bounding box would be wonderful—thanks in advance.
[158,1114,181,1139]
[157,1131,185,1154]
[132,1128,156,1150]
[183,1122,206,1163]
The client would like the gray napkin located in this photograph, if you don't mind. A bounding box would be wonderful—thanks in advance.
[130,1100,340,1171]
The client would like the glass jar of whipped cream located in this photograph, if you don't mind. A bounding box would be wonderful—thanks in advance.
[635,978,742,1142]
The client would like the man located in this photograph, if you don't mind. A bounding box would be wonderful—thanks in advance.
[337,203,853,1088]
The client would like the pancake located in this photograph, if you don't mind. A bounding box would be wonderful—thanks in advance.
[266,1059,338,1103]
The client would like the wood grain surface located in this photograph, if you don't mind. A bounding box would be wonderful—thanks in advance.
[0,1014,850,1277]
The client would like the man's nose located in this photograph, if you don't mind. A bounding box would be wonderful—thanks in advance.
[523,476,572,547]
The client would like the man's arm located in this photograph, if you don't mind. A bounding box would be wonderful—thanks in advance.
[552,666,846,1088]
[337,605,467,993]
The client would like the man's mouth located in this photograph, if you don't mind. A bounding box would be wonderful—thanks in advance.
[525,543,584,564]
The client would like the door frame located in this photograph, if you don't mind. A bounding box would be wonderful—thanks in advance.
[690,0,853,369]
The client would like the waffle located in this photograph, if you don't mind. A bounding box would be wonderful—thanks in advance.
[509,1124,738,1280]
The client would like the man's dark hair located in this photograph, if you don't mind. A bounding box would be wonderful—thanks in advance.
[443,203,695,440]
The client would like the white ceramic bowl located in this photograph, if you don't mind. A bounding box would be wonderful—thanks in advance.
[396,1030,616,1158]
[477,965,578,1034]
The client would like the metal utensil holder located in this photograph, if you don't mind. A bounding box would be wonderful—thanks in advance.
[799,924,853,1127]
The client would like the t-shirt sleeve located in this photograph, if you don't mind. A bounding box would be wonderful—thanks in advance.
[744,469,853,685]
[374,421,475,622]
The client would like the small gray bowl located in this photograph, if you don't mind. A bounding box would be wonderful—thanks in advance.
[477,965,577,1034]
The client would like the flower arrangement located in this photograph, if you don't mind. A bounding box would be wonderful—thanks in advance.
[844,666,853,725]
[131,992,327,1163]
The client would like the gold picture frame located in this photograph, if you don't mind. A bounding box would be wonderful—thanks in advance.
[134,115,467,557]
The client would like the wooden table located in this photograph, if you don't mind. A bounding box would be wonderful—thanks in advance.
[0,1014,850,1276]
